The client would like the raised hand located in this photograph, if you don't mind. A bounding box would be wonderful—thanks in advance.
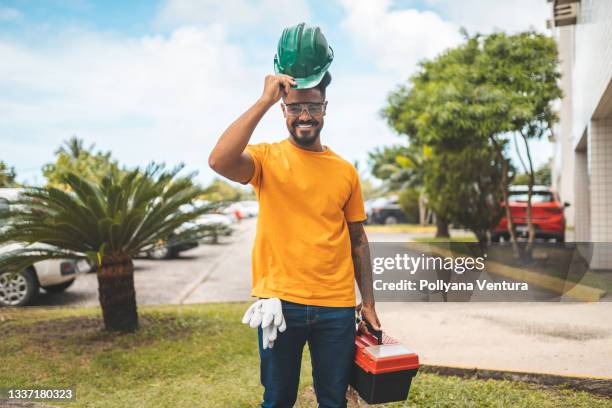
[260,74,297,106]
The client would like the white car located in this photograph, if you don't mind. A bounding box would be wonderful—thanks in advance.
[0,244,89,307]
[0,188,89,306]
[222,201,259,219]
[238,200,259,217]
[198,213,234,228]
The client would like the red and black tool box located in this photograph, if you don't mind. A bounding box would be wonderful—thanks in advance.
[350,330,420,404]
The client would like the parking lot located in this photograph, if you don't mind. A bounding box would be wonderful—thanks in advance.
[28,218,257,308]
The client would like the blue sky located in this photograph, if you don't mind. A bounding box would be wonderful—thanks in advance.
[0,0,551,186]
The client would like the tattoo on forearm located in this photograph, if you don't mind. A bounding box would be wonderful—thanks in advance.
[348,221,374,305]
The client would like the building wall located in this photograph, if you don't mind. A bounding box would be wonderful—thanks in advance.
[552,0,612,269]
[573,147,589,241]
[571,0,612,147]
[554,25,575,227]
[571,0,612,268]
[589,118,612,242]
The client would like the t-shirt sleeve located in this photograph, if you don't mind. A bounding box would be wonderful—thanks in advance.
[243,143,267,188]
[344,167,367,223]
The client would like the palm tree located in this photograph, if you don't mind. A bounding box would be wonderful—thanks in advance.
[0,165,217,332]
[0,161,17,187]
[55,136,93,159]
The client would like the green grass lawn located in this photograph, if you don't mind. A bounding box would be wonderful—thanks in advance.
[0,303,610,407]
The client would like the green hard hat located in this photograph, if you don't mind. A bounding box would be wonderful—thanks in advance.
[274,22,334,89]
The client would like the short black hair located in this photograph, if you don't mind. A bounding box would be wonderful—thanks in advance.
[313,71,331,97]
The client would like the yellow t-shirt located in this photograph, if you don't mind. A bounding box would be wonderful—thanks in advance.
[244,139,367,307]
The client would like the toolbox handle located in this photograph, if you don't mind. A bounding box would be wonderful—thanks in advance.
[356,314,383,345]
[364,319,383,345]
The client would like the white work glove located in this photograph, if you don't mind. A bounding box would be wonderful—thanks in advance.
[241,298,286,349]
[261,298,286,349]
[242,299,265,328]
[263,322,277,349]
[261,298,286,332]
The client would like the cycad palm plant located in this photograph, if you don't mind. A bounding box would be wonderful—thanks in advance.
[0,165,216,332]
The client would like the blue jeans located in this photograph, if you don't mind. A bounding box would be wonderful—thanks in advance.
[258,300,356,408]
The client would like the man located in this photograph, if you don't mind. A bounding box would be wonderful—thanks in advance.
[208,23,380,408]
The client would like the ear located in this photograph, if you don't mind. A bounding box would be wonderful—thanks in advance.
[323,100,328,116]
[280,103,286,118]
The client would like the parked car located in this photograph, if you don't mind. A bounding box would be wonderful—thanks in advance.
[140,203,239,259]
[0,189,89,306]
[185,203,235,232]
[0,244,89,306]
[237,200,259,217]
[140,236,199,260]
[221,201,259,220]
[366,196,408,225]
[492,185,568,242]
[220,205,241,222]
[198,213,234,230]
[196,214,233,243]
[138,219,199,260]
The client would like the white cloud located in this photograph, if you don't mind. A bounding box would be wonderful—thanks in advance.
[328,0,465,168]
[0,7,22,22]
[334,0,553,171]
[155,0,311,32]
[322,72,402,170]
[338,0,463,76]
[0,25,285,185]
[0,1,553,186]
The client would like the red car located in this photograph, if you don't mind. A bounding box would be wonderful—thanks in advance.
[492,185,568,243]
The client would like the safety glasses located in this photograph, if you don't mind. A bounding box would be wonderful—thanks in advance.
[282,102,326,116]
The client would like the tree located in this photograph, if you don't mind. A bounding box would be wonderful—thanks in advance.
[43,137,120,189]
[397,188,420,224]
[382,36,509,238]
[0,161,17,187]
[0,165,217,332]
[423,146,505,245]
[480,33,561,249]
[368,145,425,189]
[359,177,384,201]
[383,31,561,249]
[56,136,93,159]
[200,178,254,202]
[368,144,432,227]
[513,163,552,186]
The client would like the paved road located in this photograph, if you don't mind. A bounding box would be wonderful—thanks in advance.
[180,219,256,304]
[25,223,467,308]
[28,219,257,307]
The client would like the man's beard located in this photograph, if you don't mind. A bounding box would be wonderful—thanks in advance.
[289,121,322,147]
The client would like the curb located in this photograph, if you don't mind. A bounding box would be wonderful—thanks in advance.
[420,364,612,398]
[408,242,607,301]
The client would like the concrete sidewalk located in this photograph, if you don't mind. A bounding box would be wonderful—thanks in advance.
[377,302,612,378]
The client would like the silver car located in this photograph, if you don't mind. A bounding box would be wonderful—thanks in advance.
[0,188,89,307]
